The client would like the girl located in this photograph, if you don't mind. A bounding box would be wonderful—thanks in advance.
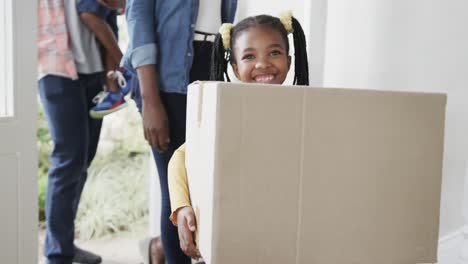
[211,11,308,86]
[168,11,309,260]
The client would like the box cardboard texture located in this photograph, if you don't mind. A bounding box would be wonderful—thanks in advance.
[185,81,446,264]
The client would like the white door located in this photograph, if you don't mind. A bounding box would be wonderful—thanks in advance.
[0,0,38,263]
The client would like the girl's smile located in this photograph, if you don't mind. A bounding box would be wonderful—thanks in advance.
[231,25,291,85]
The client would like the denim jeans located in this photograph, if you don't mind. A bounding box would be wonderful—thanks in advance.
[151,92,190,264]
[39,73,104,264]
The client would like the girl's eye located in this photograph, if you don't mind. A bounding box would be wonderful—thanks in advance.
[270,50,282,56]
[242,54,255,60]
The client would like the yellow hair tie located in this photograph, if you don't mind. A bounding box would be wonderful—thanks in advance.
[278,10,294,34]
[219,23,234,49]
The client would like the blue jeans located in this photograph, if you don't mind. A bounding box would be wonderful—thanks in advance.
[133,89,189,264]
[152,92,189,264]
[133,40,212,264]
[39,73,104,264]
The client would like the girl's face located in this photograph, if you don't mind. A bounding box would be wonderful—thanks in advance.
[231,26,291,85]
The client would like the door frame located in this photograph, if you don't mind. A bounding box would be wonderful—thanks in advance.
[0,0,38,263]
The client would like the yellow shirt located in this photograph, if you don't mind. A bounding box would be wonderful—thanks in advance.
[168,143,191,225]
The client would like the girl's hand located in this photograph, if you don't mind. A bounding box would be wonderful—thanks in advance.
[176,206,202,259]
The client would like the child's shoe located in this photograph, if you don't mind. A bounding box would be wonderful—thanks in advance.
[89,90,127,119]
[107,67,137,96]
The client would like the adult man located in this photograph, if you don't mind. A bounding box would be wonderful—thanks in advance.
[38,0,117,263]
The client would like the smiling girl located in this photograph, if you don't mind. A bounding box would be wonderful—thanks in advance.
[168,11,309,260]
[211,11,309,85]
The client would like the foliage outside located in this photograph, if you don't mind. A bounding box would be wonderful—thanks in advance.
[37,99,150,239]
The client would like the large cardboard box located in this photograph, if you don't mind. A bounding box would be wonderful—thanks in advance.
[185,82,446,264]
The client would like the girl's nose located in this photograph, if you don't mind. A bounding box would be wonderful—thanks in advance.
[255,58,272,69]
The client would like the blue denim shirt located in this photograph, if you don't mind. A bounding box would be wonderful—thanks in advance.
[123,0,237,94]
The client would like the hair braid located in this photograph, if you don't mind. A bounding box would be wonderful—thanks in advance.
[210,33,231,82]
[291,17,309,86]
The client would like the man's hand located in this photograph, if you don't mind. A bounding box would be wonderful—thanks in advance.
[97,0,125,11]
[176,207,201,259]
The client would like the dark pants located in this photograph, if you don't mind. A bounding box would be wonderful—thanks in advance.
[134,40,212,264]
[151,92,188,264]
[39,73,104,264]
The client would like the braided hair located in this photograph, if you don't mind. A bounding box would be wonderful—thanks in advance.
[210,14,309,86]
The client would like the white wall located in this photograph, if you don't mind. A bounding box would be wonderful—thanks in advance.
[236,1,306,25]
[323,0,468,239]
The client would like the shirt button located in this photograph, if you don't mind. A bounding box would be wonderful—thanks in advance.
[187,53,192,57]
[190,24,195,28]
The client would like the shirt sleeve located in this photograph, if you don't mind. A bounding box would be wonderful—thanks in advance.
[124,0,158,69]
[168,143,192,225]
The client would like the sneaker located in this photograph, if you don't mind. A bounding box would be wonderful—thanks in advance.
[107,67,137,96]
[89,90,127,119]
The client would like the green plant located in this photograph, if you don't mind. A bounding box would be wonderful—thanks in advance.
[37,102,52,220]
[74,104,150,239]
[75,152,150,239]
[38,175,47,220]
[37,99,150,238]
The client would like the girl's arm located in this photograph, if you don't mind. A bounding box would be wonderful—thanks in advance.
[168,144,192,224]
[97,0,125,11]
[176,207,201,259]
[168,144,202,259]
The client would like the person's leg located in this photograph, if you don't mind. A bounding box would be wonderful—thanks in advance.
[71,74,105,264]
[39,75,93,264]
[149,236,165,264]
[151,92,189,264]
[135,40,213,264]
[71,73,104,218]
[148,41,213,263]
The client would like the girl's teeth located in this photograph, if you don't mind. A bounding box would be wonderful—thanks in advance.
[255,75,274,82]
